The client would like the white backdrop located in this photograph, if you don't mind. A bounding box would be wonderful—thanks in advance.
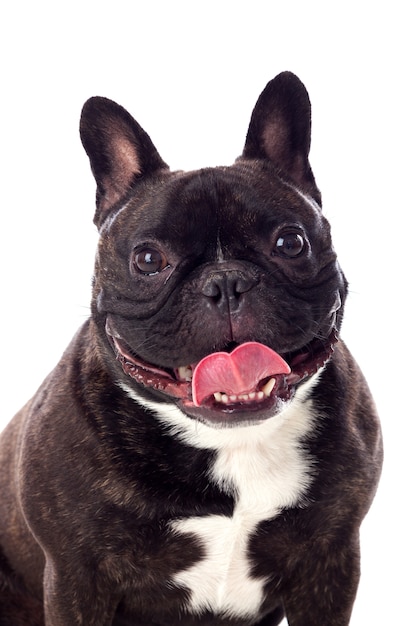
[1,2,415,624]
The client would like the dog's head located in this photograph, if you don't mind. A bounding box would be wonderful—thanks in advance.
[80,72,347,427]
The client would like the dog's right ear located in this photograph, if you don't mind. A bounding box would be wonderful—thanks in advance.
[80,97,168,228]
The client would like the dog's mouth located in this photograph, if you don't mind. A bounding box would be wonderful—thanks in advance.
[106,320,338,425]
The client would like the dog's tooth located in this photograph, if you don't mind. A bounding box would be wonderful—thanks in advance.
[213,389,272,405]
[177,365,193,382]
[262,378,276,398]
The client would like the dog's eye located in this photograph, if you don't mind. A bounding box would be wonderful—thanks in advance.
[275,232,305,258]
[131,247,169,275]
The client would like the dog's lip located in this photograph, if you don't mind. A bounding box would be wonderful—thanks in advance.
[106,327,188,401]
[105,320,338,415]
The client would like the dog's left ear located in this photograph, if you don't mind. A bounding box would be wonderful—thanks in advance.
[80,96,168,228]
[242,72,320,204]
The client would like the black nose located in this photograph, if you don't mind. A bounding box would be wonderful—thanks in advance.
[201,268,258,313]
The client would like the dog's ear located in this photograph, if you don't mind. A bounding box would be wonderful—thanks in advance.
[242,72,320,204]
[80,97,168,228]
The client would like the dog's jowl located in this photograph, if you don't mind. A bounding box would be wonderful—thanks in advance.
[0,72,382,625]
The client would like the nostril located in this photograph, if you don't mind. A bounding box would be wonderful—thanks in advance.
[202,273,241,303]
[234,275,256,296]
[201,269,258,312]
[202,279,223,301]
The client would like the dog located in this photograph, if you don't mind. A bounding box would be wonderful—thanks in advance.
[0,71,382,625]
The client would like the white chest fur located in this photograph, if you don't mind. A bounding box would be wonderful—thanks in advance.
[122,378,319,619]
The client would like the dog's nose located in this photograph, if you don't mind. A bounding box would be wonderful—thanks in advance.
[201,269,258,313]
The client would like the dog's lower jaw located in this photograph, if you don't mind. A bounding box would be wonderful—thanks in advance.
[177,393,293,427]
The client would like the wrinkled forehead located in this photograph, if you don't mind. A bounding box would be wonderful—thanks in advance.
[104,163,325,253]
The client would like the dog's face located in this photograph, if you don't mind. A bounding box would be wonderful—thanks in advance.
[80,72,347,427]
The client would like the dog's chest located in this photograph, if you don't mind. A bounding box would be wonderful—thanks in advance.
[166,396,316,619]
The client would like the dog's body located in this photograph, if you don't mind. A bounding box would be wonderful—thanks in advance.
[0,72,382,625]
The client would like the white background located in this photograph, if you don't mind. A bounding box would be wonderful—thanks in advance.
[0,2,415,624]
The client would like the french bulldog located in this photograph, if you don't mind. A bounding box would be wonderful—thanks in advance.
[0,72,382,626]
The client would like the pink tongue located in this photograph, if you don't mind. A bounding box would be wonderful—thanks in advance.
[192,342,291,406]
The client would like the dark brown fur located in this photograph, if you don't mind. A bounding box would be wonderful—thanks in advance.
[0,72,382,625]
